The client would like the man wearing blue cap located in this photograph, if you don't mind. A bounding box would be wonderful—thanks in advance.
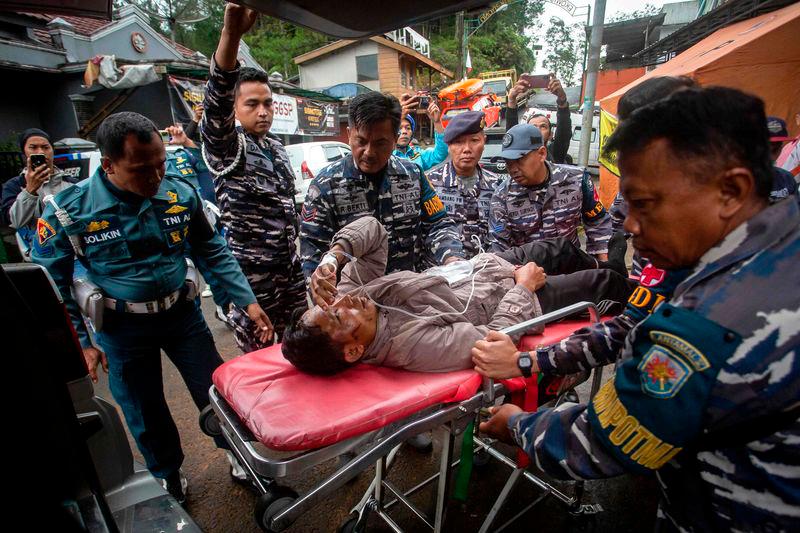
[392,93,448,171]
[427,110,502,258]
[488,123,612,259]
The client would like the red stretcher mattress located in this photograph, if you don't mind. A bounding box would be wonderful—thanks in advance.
[213,320,592,452]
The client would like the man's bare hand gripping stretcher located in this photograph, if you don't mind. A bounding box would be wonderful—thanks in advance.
[282,217,634,375]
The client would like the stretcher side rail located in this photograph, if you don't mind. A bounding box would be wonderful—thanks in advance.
[483,300,600,404]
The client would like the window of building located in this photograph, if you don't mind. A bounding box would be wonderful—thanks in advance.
[356,54,378,82]
[400,60,407,87]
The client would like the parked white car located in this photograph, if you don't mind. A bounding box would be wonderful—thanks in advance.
[285,141,352,205]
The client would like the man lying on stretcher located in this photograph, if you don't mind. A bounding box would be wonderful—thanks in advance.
[282,216,633,374]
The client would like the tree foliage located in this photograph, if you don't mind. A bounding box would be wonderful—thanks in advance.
[428,0,544,79]
[607,3,662,23]
[541,17,586,86]
[122,0,547,84]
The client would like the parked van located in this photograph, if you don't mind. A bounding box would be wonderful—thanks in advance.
[527,107,600,174]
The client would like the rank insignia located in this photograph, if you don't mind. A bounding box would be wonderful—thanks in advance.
[86,220,110,232]
[166,190,179,204]
[164,204,188,214]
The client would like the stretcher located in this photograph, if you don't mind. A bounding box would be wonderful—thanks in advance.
[203,301,605,532]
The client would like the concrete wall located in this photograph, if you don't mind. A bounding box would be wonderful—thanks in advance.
[60,18,183,64]
[299,40,380,92]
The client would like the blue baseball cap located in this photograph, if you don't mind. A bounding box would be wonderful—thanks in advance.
[499,123,544,160]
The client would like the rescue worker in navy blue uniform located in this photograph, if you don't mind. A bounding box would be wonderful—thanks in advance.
[426,111,502,258]
[202,4,305,352]
[162,124,234,314]
[301,90,464,308]
[31,112,271,504]
[488,124,612,258]
[479,88,800,531]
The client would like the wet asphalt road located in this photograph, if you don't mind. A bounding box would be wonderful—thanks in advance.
[92,296,658,533]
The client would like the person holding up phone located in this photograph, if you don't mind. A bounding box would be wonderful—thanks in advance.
[392,92,449,171]
[1,128,74,257]
[505,73,573,164]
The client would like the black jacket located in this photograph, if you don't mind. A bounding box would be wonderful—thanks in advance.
[505,104,572,164]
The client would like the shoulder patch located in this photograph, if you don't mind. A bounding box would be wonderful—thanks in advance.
[638,346,692,399]
[306,183,321,203]
[37,218,56,245]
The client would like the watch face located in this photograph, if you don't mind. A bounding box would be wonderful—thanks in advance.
[518,352,532,376]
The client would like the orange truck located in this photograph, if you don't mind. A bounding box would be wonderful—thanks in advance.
[437,78,502,128]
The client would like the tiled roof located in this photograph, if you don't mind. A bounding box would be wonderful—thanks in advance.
[19,11,200,59]
[23,12,113,36]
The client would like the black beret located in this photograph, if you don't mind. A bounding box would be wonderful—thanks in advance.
[444,110,486,143]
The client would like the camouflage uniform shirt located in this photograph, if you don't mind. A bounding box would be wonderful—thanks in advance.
[202,58,299,269]
[488,162,611,255]
[299,154,463,277]
[202,59,305,351]
[426,161,502,258]
[509,197,800,531]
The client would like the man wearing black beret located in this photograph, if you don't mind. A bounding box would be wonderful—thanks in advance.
[426,111,503,258]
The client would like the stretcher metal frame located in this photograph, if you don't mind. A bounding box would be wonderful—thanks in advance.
[208,301,603,532]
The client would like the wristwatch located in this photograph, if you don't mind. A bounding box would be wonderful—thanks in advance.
[517,351,533,378]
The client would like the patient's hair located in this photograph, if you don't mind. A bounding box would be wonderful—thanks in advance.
[281,309,354,375]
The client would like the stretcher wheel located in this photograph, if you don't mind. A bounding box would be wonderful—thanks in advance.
[199,405,221,437]
[254,485,298,532]
[338,511,368,533]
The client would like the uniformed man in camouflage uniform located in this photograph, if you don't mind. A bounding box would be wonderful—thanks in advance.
[480,88,800,531]
[427,110,502,258]
[300,90,464,308]
[202,4,305,351]
[488,123,612,259]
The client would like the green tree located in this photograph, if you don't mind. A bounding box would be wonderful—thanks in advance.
[427,0,545,80]
[242,18,331,78]
[607,3,662,23]
[541,17,585,86]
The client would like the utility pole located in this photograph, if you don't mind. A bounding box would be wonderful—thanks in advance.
[578,0,606,168]
[455,11,465,79]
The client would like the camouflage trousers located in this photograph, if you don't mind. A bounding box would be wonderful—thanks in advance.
[229,261,307,354]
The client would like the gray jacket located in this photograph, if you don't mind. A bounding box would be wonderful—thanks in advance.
[9,167,72,230]
[331,216,542,372]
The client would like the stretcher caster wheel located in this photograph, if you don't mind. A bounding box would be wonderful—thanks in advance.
[199,405,221,437]
[255,485,298,532]
[473,449,490,468]
[338,511,368,533]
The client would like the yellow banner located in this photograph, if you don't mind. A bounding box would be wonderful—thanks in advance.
[599,108,620,177]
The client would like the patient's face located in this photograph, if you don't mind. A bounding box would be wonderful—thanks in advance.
[304,294,377,347]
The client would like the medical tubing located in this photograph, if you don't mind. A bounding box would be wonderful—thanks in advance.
[328,247,491,321]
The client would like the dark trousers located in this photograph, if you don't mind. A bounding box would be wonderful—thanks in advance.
[538,269,636,315]
[494,237,600,274]
[496,237,636,314]
[97,298,225,479]
[231,260,307,353]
